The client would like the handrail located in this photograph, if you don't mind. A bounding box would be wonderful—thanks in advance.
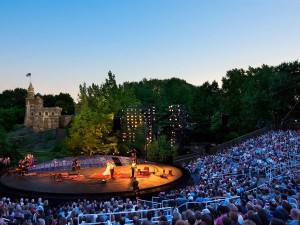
[77,207,173,225]
[209,126,269,155]
[176,196,241,212]
[173,153,200,165]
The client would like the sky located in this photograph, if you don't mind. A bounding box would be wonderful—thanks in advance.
[0,0,299,102]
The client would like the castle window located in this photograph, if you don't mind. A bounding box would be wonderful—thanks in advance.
[39,112,42,116]
[45,111,49,116]
[52,112,55,116]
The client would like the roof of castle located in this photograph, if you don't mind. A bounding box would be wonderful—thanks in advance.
[28,82,34,93]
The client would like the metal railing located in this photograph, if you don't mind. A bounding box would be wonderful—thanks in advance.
[209,126,269,155]
[77,206,173,225]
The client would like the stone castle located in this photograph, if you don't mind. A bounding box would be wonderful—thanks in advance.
[24,83,73,132]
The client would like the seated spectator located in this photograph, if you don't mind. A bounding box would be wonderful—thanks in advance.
[222,216,231,225]
[269,218,286,225]
[288,208,300,225]
[242,220,256,225]
[229,211,241,225]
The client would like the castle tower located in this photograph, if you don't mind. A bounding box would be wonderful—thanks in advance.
[24,82,64,131]
[24,83,35,127]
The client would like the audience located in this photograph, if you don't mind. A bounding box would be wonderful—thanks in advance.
[0,130,299,225]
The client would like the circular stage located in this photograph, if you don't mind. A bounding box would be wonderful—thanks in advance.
[0,156,183,199]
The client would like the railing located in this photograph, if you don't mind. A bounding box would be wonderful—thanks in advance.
[77,206,173,225]
[175,183,271,213]
[173,152,201,166]
[209,126,269,155]
[173,127,270,167]
[201,171,252,182]
[176,196,241,212]
[137,197,162,208]
[264,154,300,182]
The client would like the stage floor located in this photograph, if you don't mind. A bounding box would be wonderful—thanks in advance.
[0,162,182,198]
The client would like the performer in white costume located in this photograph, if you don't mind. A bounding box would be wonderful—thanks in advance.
[102,160,111,176]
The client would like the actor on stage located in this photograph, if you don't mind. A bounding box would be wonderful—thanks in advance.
[72,157,79,171]
[110,161,115,178]
[102,160,111,176]
[131,161,137,178]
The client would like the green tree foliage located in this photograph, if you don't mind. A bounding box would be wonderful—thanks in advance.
[43,93,75,115]
[221,68,248,132]
[0,125,22,162]
[0,88,27,132]
[146,135,176,162]
[191,81,221,139]
[128,62,300,145]
[66,99,114,155]
[0,88,27,109]
[0,107,25,131]
[66,71,139,155]
[221,62,300,135]
[42,94,56,107]
[1,61,299,158]
[130,78,198,137]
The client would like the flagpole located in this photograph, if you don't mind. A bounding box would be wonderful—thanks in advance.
[26,73,32,83]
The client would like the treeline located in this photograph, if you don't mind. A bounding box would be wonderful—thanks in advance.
[1,60,299,162]
[129,61,300,141]
[66,61,300,161]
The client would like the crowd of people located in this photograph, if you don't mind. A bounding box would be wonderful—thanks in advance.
[0,130,299,225]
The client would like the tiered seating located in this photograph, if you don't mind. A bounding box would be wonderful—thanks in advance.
[0,129,299,225]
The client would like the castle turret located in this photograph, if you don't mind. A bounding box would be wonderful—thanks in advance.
[24,83,35,127]
[27,83,35,99]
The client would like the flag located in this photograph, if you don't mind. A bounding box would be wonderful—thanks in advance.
[26,73,31,77]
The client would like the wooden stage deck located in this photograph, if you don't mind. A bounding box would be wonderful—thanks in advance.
[0,161,183,199]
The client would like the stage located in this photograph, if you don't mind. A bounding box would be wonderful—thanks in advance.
[0,156,183,199]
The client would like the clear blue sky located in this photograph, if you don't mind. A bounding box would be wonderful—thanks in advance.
[1,0,299,101]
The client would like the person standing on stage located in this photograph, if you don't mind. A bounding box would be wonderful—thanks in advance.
[72,157,78,171]
[110,161,115,179]
[131,161,137,178]
[102,160,111,176]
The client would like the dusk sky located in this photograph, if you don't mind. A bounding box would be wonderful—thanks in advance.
[1,0,299,101]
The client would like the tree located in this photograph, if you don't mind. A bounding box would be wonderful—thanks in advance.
[191,81,221,140]
[55,93,75,115]
[0,88,27,109]
[0,107,24,131]
[0,125,22,162]
[66,71,139,155]
[43,93,75,115]
[147,135,177,162]
[42,94,57,107]
[66,99,114,155]
[0,88,26,132]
